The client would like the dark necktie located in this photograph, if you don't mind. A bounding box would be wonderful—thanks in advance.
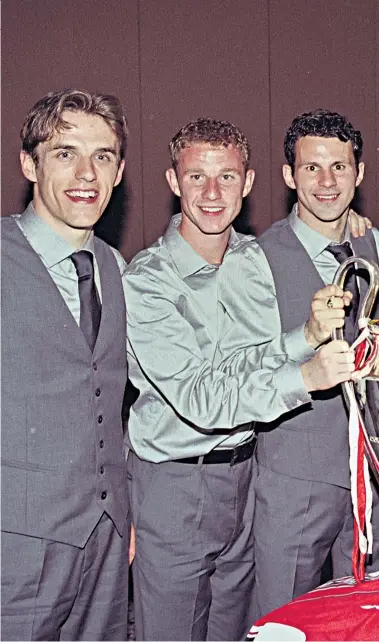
[71,250,101,351]
[327,242,360,344]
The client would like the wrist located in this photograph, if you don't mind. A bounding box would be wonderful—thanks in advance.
[304,322,321,350]
[300,360,316,393]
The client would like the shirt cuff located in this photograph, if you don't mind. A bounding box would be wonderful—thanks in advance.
[273,361,311,410]
[283,324,315,364]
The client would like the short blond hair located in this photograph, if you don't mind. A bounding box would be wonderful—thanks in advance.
[169,117,250,171]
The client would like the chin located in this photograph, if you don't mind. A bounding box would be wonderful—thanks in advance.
[70,216,101,229]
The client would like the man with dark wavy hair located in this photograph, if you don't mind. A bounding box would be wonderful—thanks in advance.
[252,108,379,619]
[124,116,362,641]
[1,89,130,640]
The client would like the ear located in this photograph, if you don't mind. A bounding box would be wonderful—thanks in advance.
[355,161,364,187]
[20,151,37,183]
[282,164,296,189]
[165,168,181,197]
[242,169,255,197]
[114,159,125,187]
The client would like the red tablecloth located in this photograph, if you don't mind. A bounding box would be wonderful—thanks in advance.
[246,572,379,641]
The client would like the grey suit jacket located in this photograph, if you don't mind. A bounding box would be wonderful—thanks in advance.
[256,219,378,488]
[1,217,128,547]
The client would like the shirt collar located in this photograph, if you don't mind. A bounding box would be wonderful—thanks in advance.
[163,214,209,277]
[16,202,95,268]
[163,213,245,278]
[288,203,351,259]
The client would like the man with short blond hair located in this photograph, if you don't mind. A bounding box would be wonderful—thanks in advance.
[125,116,357,641]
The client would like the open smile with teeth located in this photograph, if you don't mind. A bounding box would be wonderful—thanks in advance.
[314,194,339,202]
[66,190,98,202]
[199,206,225,215]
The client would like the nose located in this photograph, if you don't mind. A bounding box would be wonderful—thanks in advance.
[202,177,222,200]
[75,156,96,182]
[318,168,337,188]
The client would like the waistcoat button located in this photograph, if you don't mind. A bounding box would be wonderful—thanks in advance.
[101,491,107,500]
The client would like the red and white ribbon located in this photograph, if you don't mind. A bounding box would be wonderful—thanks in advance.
[348,317,379,581]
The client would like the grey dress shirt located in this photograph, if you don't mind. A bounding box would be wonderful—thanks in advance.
[289,204,379,287]
[125,213,313,462]
[13,202,128,326]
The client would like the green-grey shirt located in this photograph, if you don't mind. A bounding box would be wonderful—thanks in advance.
[289,203,379,285]
[14,202,128,326]
[125,213,312,462]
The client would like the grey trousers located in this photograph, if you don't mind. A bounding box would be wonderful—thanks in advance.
[128,451,256,641]
[252,465,355,620]
[1,512,130,641]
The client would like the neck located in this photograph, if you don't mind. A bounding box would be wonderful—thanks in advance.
[297,207,348,242]
[33,203,92,249]
[319,220,346,242]
[61,227,92,250]
[179,225,230,264]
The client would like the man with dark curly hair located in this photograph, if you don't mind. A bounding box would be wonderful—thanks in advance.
[123,116,363,641]
[252,108,379,619]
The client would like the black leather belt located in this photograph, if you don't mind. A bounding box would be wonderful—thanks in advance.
[173,435,257,467]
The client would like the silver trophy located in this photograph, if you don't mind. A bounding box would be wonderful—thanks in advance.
[332,256,379,482]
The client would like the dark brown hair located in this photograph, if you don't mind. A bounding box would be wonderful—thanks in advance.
[284,109,362,172]
[21,88,128,164]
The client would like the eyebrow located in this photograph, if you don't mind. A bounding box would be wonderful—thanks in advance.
[297,159,348,167]
[96,146,118,156]
[183,167,241,174]
[49,144,118,157]
[49,144,76,152]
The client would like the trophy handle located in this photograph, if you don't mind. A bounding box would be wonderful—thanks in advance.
[332,256,379,343]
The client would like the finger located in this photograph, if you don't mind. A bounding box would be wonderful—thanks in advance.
[315,317,346,332]
[348,208,373,237]
[351,369,366,380]
[323,339,351,353]
[358,216,367,236]
[332,352,356,366]
[312,299,347,315]
[348,209,360,238]
[313,284,346,299]
[313,293,352,312]
[332,371,354,384]
[129,524,136,565]
[356,214,372,237]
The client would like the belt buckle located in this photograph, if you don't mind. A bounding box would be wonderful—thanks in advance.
[230,436,257,467]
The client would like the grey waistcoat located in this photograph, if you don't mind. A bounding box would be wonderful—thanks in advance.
[256,217,378,488]
[1,217,128,547]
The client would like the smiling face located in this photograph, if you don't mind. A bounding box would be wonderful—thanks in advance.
[166,142,254,254]
[283,136,364,237]
[20,110,124,246]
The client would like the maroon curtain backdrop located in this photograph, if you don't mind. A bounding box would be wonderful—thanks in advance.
[2,0,378,261]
